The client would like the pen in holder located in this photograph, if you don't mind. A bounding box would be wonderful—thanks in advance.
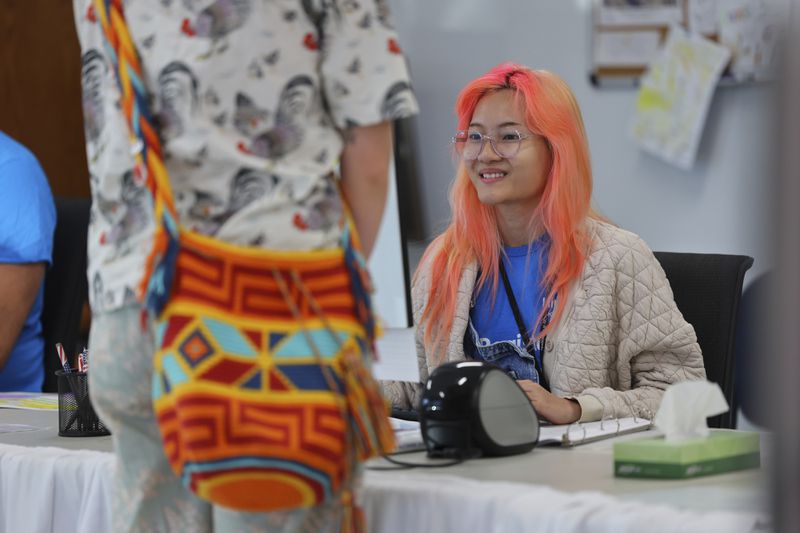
[55,370,110,437]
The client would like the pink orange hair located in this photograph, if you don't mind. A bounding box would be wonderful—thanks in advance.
[416,63,597,360]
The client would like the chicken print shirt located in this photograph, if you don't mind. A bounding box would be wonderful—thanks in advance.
[73,0,418,312]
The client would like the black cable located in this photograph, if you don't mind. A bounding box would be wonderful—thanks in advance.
[366,453,467,471]
[372,418,481,469]
[368,430,481,470]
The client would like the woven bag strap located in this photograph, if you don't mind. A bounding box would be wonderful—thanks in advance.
[92,0,179,313]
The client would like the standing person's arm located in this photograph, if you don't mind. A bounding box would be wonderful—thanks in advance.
[316,0,417,258]
[339,122,393,259]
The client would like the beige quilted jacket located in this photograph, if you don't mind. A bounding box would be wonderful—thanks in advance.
[383,219,706,422]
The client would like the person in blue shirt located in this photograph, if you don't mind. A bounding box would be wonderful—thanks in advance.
[466,234,552,384]
[0,131,56,391]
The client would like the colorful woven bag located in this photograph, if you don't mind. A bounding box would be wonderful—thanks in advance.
[93,0,395,518]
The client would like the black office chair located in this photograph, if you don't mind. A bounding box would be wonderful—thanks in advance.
[653,252,753,429]
[733,272,773,429]
[41,197,91,392]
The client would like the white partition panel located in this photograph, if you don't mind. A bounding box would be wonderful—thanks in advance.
[367,159,410,328]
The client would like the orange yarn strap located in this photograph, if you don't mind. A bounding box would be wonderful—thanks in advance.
[92,0,179,306]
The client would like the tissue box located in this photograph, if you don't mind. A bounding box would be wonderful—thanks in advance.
[613,430,760,479]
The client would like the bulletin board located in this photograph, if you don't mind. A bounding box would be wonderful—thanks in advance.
[589,0,784,87]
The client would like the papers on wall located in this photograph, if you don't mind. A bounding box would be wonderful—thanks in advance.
[718,0,785,81]
[687,0,720,35]
[0,393,59,411]
[598,1,683,27]
[591,1,678,87]
[594,31,663,67]
[591,0,788,87]
[631,26,730,170]
[373,327,420,383]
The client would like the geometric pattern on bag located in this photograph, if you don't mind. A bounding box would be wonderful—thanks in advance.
[151,232,394,513]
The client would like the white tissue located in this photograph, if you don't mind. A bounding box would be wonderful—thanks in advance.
[654,381,729,442]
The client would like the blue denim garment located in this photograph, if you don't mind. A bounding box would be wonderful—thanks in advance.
[464,318,542,383]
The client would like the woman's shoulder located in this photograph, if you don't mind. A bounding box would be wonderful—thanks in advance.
[410,236,477,292]
[412,238,444,281]
[583,218,657,270]
[410,236,451,297]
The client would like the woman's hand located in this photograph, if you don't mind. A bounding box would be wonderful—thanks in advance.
[516,380,582,424]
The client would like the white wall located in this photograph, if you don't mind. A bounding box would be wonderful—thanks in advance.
[388,0,772,280]
[368,160,410,328]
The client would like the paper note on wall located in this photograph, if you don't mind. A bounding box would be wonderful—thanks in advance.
[594,31,663,67]
[598,1,683,26]
[687,0,719,35]
[718,0,785,81]
[630,26,730,170]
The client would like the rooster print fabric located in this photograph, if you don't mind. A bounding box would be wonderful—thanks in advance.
[73,0,418,312]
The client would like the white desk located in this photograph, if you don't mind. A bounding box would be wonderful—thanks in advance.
[0,409,770,533]
[367,433,769,515]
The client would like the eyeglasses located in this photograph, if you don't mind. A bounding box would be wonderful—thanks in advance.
[452,129,532,160]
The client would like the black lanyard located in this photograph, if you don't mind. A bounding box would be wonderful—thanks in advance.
[498,260,550,391]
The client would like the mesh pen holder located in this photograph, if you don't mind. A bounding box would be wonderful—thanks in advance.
[55,370,111,437]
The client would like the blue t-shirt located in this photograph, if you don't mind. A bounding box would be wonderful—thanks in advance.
[471,237,549,352]
[0,131,56,391]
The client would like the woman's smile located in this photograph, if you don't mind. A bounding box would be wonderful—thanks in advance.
[478,167,508,183]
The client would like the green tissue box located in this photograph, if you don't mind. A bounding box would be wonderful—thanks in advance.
[613,430,760,479]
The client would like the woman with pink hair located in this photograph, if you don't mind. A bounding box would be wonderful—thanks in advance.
[384,63,706,424]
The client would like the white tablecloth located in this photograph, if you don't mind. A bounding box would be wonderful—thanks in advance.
[0,442,768,533]
[0,444,113,533]
[362,472,765,533]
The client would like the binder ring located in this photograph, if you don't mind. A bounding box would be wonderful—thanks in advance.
[600,414,620,434]
[564,422,586,445]
[621,395,639,423]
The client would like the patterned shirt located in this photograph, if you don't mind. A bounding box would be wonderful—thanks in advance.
[72,0,418,312]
